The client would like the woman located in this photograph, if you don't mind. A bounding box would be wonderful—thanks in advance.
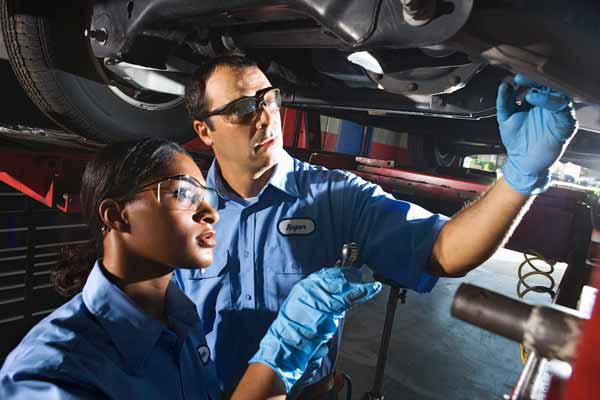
[0,138,380,399]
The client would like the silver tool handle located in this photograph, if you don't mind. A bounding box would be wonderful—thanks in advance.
[339,242,359,267]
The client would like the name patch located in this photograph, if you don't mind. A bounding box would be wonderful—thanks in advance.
[278,218,315,236]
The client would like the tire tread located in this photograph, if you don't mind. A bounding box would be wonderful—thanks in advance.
[1,0,102,141]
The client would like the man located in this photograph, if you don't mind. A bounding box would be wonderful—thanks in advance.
[175,55,577,397]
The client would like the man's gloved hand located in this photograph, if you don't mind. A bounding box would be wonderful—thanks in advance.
[249,267,382,393]
[497,74,578,195]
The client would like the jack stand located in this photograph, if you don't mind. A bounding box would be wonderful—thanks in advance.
[361,275,407,400]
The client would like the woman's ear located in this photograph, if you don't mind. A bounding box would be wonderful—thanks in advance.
[99,199,129,233]
[193,119,214,147]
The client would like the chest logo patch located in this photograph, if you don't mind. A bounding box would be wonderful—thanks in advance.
[278,218,316,236]
[197,345,211,366]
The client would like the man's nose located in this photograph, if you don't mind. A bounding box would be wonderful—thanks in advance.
[255,102,274,129]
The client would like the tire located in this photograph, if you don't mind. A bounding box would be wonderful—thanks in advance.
[1,0,194,143]
[407,134,459,169]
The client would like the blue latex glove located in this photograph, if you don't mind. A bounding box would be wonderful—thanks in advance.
[497,74,578,195]
[249,267,382,393]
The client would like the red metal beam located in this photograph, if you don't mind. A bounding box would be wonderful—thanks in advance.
[0,149,89,213]
[357,164,489,193]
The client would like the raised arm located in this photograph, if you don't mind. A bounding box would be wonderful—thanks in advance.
[429,75,578,277]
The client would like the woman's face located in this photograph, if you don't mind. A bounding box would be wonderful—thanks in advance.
[122,152,219,269]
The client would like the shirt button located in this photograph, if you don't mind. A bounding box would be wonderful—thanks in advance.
[242,250,250,258]
[245,294,252,301]
[200,268,206,274]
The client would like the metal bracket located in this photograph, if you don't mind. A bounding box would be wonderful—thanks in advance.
[371,62,486,96]
[103,58,188,96]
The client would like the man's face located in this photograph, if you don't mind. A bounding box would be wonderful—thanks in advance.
[196,65,284,175]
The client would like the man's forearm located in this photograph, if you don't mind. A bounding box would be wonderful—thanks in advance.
[231,363,286,400]
[428,177,532,277]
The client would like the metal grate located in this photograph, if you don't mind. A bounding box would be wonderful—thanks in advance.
[0,183,88,362]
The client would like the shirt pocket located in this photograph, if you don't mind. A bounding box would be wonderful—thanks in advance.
[269,269,306,311]
[183,251,233,330]
[265,237,317,310]
[266,249,310,312]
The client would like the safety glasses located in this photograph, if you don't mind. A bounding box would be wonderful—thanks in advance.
[135,175,218,210]
[200,87,281,125]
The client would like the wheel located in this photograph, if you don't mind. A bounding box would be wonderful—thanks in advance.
[407,134,458,169]
[433,145,459,168]
[1,0,194,143]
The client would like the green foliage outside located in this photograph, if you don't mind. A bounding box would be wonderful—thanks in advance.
[470,160,496,171]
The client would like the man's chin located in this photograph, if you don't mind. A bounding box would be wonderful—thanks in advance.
[254,143,283,163]
[249,149,282,178]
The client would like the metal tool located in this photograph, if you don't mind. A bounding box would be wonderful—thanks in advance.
[335,242,407,400]
[335,242,360,400]
[339,242,359,267]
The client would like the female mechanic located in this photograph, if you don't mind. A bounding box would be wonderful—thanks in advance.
[0,138,380,399]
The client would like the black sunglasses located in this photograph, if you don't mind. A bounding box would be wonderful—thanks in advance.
[199,87,281,125]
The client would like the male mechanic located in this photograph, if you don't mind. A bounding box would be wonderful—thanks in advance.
[174,55,577,397]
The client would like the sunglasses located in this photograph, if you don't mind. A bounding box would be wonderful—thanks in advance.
[135,174,218,211]
[199,87,281,125]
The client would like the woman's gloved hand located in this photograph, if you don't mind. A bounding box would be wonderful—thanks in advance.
[249,267,381,393]
[497,74,578,195]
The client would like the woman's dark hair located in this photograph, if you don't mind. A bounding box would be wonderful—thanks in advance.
[51,138,191,297]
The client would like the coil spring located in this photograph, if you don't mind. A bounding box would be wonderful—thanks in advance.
[516,249,557,364]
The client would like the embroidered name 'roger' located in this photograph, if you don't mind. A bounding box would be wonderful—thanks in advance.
[278,218,316,236]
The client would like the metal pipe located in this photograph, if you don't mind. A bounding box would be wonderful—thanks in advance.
[451,283,584,362]
[451,283,532,342]
[285,87,497,120]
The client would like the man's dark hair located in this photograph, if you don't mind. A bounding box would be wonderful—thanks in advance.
[51,138,190,297]
[184,55,258,125]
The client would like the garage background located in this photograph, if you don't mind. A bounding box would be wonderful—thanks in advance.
[0,182,87,362]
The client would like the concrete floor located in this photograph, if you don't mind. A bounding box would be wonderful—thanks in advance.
[337,248,566,400]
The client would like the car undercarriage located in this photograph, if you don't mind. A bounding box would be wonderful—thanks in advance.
[1,0,600,165]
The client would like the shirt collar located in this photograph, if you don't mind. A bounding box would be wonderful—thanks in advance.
[82,261,199,371]
[206,150,300,200]
[268,151,300,197]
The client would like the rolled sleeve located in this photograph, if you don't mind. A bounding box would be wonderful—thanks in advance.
[337,172,449,293]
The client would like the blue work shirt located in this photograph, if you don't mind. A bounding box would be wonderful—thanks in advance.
[173,151,447,393]
[0,262,221,400]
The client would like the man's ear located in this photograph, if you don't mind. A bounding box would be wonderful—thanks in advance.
[98,199,129,233]
[193,119,214,147]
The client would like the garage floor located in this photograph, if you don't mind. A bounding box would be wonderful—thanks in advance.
[337,248,566,400]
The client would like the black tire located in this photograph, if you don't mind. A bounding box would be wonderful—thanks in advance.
[407,134,458,169]
[1,0,194,143]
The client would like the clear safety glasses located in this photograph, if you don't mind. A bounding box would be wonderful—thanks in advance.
[199,87,281,125]
[135,174,218,210]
